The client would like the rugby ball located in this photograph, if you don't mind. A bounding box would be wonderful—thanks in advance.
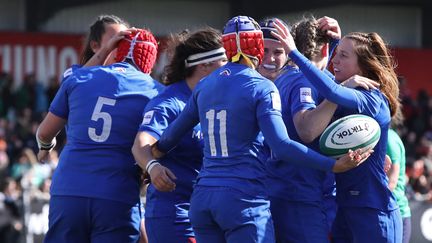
[319,114,381,158]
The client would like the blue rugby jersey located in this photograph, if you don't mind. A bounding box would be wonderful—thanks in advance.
[49,62,164,205]
[267,65,329,202]
[157,62,336,197]
[289,50,398,211]
[138,81,203,218]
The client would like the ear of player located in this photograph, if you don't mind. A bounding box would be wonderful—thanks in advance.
[222,16,264,65]
[115,29,158,74]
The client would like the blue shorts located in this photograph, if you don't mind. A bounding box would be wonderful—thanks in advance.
[332,207,402,243]
[323,194,337,233]
[145,216,195,243]
[189,186,274,243]
[44,195,141,243]
[270,197,329,243]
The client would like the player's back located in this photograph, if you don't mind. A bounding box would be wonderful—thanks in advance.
[49,62,164,204]
[193,62,276,196]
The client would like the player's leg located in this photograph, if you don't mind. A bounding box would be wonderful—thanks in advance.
[401,216,411,243]
[212,187,274,243]
[331,208,353,243]
[145,216,195,243]
[91,198,140,243]
[44,195,91,243]
[270,198,329,243]
[342,207,402,243]
[139,202,148,243]
[189,186,225,243]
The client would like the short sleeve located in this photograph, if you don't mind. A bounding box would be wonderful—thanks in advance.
[290,79,318,115]
[49,77,72,119]
[138,97,180,140]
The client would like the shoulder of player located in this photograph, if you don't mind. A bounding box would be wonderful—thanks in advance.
[148,85,185,107]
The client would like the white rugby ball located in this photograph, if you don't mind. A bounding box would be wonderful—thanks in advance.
[319,114,381,158]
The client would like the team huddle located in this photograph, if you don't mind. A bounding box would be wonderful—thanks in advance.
[35,13,408,243]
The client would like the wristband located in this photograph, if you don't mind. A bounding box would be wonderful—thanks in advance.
[147,161,161,174]
[145,159,158,172]
[36,130,57,151]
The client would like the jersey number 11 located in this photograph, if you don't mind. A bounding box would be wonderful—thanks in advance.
[206,109,229,157]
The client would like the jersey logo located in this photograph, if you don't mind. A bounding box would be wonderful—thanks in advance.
[113,67,126,73]
[63,68,72,78]
[300,87,313,103]
[219,68,231,76]
[271,92,281,111]
[142,110,154,125]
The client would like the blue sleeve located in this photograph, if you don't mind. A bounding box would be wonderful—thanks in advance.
[257,91,335,171]
[138,98,180,140]
[157,93,199,153]
[49,77,71,119]
[323,69,335,79]
[289,50,363,110]
[290,80,318,115]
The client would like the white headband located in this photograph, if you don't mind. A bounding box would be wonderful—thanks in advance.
[185,47,226,67]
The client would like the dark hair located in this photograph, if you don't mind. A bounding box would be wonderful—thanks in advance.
[164,27,223,85]
[259,17,289,41]
[345,32,400,117]
[291,16,330,60]
[80,15,129,65]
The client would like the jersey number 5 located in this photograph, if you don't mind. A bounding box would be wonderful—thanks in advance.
[88,97,116,142]
[206,109,228,157]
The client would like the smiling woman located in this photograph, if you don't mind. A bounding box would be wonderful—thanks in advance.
[257,18,290,81]
[271,18,403,243]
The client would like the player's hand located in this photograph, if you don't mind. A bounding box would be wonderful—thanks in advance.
[341,75,380,90]
[271,19,297,55]
[37,150,50,163]
[317,16,341,40]
[384,155,392,173]
[104,28,138,52]
[149,164,177,192]
[332,148,373,173]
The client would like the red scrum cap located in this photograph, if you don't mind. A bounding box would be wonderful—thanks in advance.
[115,29,158,74]
[222,16,264,66]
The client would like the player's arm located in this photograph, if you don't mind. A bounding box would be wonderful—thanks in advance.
[318,16,341,60]
[289,50,363,109]
[271,19,363,109]
[36,112,66,162]
[156,94,200,154]
[294,100,337,143]
[132,131,176,192]
[257,91,371,172]
[149,98,198,190]
[385,155,399,191]
[133,99,183,192]
[293,76,379,143]
[37,76,70,162]
[84,28,136,67]
[386,136,402,191]
[259,112,370,173]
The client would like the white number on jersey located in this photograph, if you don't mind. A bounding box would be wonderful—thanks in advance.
[88,97,116,142]
[205,109,228,157]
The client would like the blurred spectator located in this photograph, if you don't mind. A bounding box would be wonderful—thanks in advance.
[14,73,48,116]
[0,139,10,180]
[407,158,432,201]
[0,178,24,243]
[46,76,60,104]
[0,73,14,119]
[10,148,37,181]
